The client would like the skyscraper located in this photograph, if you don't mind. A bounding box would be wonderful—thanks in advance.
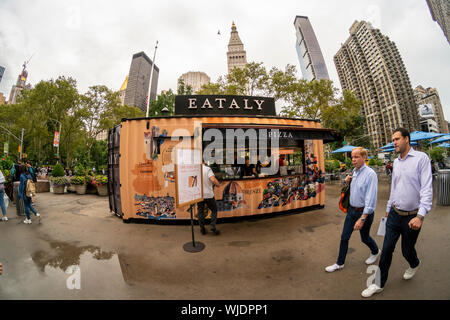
[0,92,6,105]
[124,52,159,112]
[426,0,450,43]
[334,21,420,149]
[227,22,247,73]
[414,85,448,133]
[8,62,30,105]
[118,75,128,106]
[294,16,330,81]
[178,71,210,93]
[0,66,5,84]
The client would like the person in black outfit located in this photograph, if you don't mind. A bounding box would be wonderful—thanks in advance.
[242,158,256,177]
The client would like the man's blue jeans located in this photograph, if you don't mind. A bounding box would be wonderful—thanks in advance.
[378,208,421,288]
[337,206,379,266]
[0,191,7,216]
[23,196,37,219]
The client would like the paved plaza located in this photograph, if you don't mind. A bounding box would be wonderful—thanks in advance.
[0,179,449,300]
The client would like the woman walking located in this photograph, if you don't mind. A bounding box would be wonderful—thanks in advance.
[0,169,8,221]
[18,165,40,224]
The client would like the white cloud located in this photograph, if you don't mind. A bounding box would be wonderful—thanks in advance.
[0,0,449,120]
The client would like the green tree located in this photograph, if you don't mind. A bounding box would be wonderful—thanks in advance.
[148,89,176,116]
[79,85,144,165]
[177,79,193,95]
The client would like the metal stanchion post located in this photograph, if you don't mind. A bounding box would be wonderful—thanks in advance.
[183,203,205,253]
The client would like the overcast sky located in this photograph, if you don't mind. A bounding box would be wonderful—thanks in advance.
[0,0,449,120]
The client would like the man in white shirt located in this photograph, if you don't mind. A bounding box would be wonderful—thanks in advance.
[197,162,221,235]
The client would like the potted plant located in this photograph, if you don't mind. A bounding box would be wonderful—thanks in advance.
[85,175,98,194]
[48,163,68,194]
[70,175,87,195]
[92,175,108,196]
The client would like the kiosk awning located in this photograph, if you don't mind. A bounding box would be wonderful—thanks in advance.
[201,123,342,143]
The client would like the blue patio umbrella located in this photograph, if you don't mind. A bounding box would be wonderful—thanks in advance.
[437,142,450,148]
[409,131,444,142]
[331,145,357,153]
[380,141,418,150]
[430,134,450,144]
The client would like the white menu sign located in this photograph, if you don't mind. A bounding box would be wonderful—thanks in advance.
[175,148,203,207]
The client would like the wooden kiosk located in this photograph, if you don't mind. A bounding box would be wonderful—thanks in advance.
[108,95,340,223]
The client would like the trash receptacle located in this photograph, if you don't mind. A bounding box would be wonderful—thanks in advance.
[437,169,450,206]
[13,181,25,216]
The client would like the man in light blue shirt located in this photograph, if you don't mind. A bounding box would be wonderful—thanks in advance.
[362,127,433,298]
[326,147,380,273]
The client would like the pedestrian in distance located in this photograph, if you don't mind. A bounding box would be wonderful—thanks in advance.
[362,128,433,298]
[325,147,380,273]
[26,160,37,182]
[197,161,221,235]
[0,169,9,221]
[18,165,40,224]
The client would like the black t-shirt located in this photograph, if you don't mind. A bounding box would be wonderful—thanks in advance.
[243,164,255,176]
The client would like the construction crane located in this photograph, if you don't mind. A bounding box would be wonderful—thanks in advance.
[22,52,35,72]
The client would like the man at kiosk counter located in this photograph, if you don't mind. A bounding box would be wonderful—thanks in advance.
[197,161,221,235]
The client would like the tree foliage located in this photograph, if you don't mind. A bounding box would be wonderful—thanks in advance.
[0,76,143,168]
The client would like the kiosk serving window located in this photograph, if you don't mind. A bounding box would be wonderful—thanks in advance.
[202,127,306,181]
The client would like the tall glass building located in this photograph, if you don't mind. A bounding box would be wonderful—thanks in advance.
[294,16,329,81]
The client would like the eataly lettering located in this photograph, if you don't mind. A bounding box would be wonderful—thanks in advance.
[188,98,265,110]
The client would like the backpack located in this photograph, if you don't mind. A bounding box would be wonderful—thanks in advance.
[26,177,36,197]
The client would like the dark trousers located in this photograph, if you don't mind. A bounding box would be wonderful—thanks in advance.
[337,206,379,265]
[197,198,218,230]
[23,196,37,219]
[379,208,421,288]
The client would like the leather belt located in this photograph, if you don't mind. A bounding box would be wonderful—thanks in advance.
[350,206,364,213]
[393,206,418,216]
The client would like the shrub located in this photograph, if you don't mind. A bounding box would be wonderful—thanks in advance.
[52,163,65,177]
[344,157,353,169]
[49,176,69,186]
[368,158,376,166]
[74,163,86,176]
[70,175,86,185]
[91,175,108,187]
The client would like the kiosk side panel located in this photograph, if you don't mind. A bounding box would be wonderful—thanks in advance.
[108,125,123,217]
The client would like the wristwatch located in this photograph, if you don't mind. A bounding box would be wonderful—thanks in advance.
[361,217,366,223]
[416,215,424,221]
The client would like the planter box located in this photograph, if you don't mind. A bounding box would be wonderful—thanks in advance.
[97,184,108,196]
[67,184,76,193]
[75,184,87,195]
[36,180,50,193]
[53,185,65,194]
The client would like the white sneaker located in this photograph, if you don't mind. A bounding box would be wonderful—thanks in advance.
[35,213,40,217]
[1,216,7,221]
[403,260,420,280]
[325,263,344,272]
[361,284,383,298]
[23,219,32,224]
[365,249,381,265]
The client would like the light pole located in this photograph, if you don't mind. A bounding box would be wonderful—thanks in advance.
[145,40,159,118]
[49,118,62,162]
[0,125,24,160]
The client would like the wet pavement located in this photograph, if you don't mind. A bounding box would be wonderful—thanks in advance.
[0,179,449,300]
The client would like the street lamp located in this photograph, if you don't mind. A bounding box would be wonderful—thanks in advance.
[49,118,62,162]
[0,125,24,160]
